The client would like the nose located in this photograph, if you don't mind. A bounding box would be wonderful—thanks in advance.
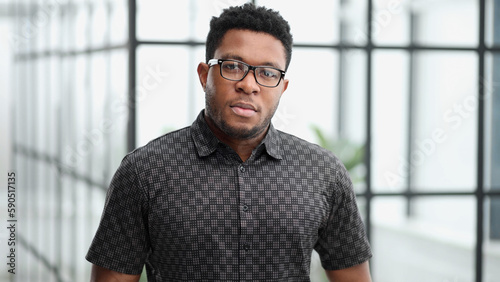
[236,70,260,94]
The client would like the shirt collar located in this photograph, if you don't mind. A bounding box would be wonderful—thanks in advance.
[190,110,282,160]
[259,123,282,160]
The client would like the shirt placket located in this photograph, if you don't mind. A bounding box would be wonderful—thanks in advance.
[236,162,254,277]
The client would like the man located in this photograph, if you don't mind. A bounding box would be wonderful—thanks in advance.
[87,3,372,281]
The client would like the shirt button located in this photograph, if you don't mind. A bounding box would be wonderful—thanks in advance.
[242,204,249,212]
[243,243,250,252]
[238,165,246,173]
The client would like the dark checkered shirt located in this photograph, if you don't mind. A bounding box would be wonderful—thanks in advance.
[86,110,372,281]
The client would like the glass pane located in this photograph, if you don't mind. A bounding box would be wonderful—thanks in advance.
[17,60,31,150]
[137,0,191,41]
[485,53,500,192]
[340,50,367,193]
[91,185,107,222]
[109,49,128,179]
[372,0,410,45]
[485,197,500,282]
[26,60,36,152]
[49,2,62,51]
[413,51,477,191]
[109,0,128,45]
[191,0,249,42]
[356,196,368,224]
[60,174,75,280]
[339,0,368,45]
[341,50,367,145]
[90,53,108,183]
[486,0,500,47]
[35,59,48,154]
[60,56,77,170]
[91,2,109,47]
[374,0,477,46]
[43,164,59,277]
[60,57,76,168]
[74,3,90,50]
[372,196,475,282]
[34,160,49,281]
[48,56,60,158]
[34,1,50,52]
[75,180,92,280]
[310,249,327,282]
[412,0,478,47]
[275,48,338,143]
[15,61,30,148]
[256,0,340,44]
[32,160,44,279]
[372,50,410,192]
[136,46,191,146]
[71,54,89,175]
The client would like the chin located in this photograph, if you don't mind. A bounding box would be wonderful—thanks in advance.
[221,123,263,140]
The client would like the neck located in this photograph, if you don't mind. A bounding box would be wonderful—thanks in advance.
[204,115,268,162]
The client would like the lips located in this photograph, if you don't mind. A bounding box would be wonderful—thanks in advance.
[232,102,256,111]
[230,102,257,117]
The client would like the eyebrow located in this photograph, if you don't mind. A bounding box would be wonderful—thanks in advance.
[220,54,284,70]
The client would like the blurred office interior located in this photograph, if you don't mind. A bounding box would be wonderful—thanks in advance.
[2,0,500,281]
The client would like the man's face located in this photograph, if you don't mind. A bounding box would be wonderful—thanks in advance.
[198,29,289,140]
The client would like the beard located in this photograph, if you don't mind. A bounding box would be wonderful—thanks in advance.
[204,84,279,140]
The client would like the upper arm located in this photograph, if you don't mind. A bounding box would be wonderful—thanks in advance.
[90,264,142,282]
[86,155,150,277]
[324,261,372,282]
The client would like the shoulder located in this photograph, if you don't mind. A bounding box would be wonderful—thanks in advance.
[277,130,341,165]
[126,126,192,161]
[276,130,351,186]
[114,126,195,178]
[112,126,195,189]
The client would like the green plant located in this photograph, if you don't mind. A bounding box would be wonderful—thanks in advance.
[310,125,365,184]
[139,267,148,282]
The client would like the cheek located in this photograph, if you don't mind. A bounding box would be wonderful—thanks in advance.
[205,73,216,90]
[264,93,282,109]
[208,74,231,94]
[205,84,228,110]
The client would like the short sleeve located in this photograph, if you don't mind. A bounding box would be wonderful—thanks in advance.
[86,154,150,275]
[314,161,372,270]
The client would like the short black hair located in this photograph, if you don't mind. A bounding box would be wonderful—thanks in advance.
[205,3,293,71]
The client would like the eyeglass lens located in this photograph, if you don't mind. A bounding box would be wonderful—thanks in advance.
[220,61,281,87]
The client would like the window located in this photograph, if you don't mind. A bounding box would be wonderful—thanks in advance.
[8,0,500,281]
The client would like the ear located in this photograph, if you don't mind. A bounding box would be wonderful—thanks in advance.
[280,78,289,97]
[197,62,210,92]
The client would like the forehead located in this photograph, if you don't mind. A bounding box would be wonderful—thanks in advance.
[214,29,287,69]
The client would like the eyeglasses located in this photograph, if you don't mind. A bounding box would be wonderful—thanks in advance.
[208,59,286,88]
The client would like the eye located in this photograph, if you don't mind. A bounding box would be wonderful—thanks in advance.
[257,68,279,79]
[223,61,244,72]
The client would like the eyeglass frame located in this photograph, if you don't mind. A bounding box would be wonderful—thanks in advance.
[207,58,286,88]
